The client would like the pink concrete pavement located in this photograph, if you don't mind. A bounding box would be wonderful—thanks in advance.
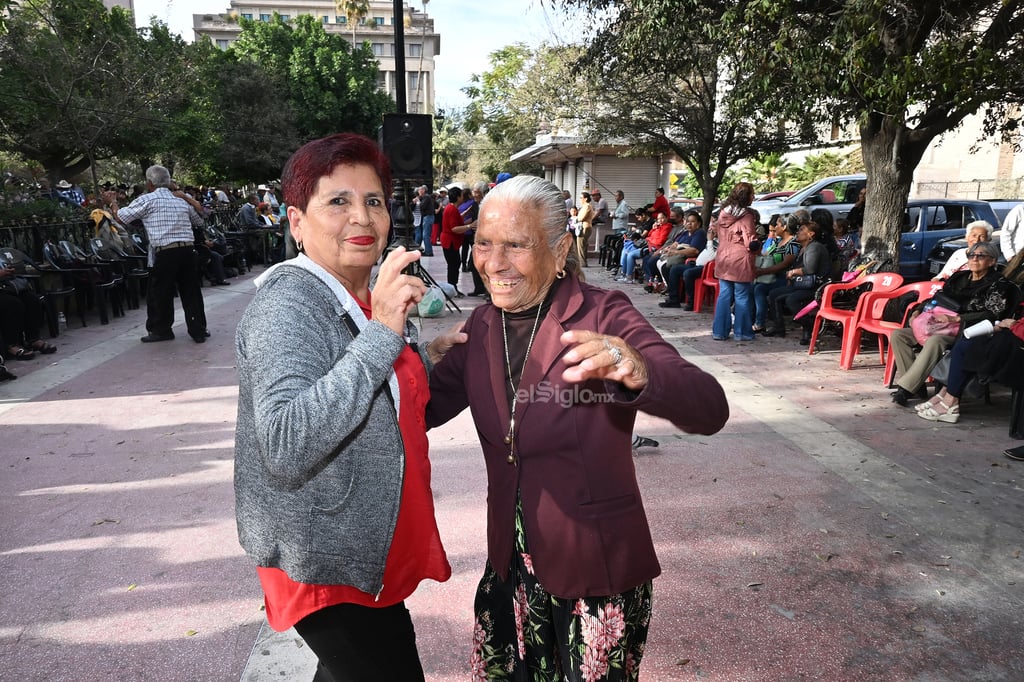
[1,252,1023,681]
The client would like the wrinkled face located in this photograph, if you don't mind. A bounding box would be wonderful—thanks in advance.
[472,188,484,202]
[287,163,390,284]
[966,227,990,247]
[474,198,572,312]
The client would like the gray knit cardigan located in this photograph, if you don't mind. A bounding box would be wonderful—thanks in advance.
[234,261,429,595]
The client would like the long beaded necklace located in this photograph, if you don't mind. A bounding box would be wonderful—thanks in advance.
[500,304,544,465]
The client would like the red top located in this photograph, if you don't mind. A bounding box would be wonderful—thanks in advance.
[257,296,451,631]
[652,194,670,220]
[440,202,464,250]
[646,221,672,250]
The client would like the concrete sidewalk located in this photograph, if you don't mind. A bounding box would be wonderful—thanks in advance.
[2,254,1023,681]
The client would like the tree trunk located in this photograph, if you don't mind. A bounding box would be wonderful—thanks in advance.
[859,114,931,270]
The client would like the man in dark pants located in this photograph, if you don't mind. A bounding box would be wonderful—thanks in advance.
[105,165,209,343]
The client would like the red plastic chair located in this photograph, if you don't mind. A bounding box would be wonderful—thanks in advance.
[693,260,719,313]
[807,272,903,367]
[852,280,943,384]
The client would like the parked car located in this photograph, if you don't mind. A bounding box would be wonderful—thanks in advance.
[749,174,867,225]
[754,190,795,202]
[899,199,1001,280]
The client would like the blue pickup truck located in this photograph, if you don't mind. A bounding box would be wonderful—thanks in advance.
[899,199,1001,280]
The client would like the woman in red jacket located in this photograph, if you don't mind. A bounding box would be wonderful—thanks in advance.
[428,175,729,679]
[440,186,466,293]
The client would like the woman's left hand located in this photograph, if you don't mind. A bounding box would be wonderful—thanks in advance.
[427,321,469,365]
[560,330,649,391]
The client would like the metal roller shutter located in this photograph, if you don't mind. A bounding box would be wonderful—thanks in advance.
[590,156,661,214]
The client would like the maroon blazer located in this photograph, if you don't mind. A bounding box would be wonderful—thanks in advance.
[427,274,729,598]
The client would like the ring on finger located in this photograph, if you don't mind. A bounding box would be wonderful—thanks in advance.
[603,339,623,366]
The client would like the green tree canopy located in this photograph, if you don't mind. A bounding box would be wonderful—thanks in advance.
[230,14,393,141]
[0,0,188,192]
[463,43,583,179]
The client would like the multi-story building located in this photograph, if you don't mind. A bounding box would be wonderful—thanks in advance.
[192,0,439,113]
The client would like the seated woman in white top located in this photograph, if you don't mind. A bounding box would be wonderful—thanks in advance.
[933,220,994,280]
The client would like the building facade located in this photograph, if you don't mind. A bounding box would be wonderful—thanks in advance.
[192,0,439,114]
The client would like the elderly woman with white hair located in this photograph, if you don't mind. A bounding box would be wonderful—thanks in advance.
[427,175,729,679]
[932,220,995,281]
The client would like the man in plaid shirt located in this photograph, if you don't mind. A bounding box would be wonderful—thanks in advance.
[106,165,209,343]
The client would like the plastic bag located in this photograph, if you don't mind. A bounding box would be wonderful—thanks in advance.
[418,286,445,318]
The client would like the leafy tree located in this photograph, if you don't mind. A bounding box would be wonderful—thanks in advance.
[562,0,818,227]
[432,110,469,185]
[463,43,581,180]
[335,0,369,44]
[742,153,795,192]
[739,0,1024,264]
[230,14,393,141]
[0,0,187,193]
[176,41,300,184]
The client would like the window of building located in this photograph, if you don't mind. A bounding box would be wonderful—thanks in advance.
[374,17,384,25]
[322,15,329,23]
[216,39,230,49]
[336,16,345,23]
[259,13,271,21]
[408,72,420,92]
[241,13,252,20]
[279,14,289,21]
[408,44,422,57]
[372,43,385,56]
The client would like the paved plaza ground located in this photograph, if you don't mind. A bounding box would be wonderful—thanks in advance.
[1,252,1023,681]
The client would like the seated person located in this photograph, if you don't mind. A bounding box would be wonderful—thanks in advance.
[833,218,858,266]
[642,207,689,287]
[890,241,1009,405]
[618,211,671,283]
[0,263,56,359]
[764,219,832,344]
[932,220,994,281]
[661,221,716,310]
[753,215,801,332]
[917,314,1023,424]
[236,194,263,230]
[656,210,707,302]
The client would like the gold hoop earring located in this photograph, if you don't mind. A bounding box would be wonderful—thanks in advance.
[556,269,566,279]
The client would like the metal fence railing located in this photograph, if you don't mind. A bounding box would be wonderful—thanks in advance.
[0,221,93,261]
[915,178,1024,200]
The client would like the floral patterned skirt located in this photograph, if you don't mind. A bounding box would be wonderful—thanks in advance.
[470,499,653,681]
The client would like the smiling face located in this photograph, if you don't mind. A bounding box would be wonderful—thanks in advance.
[474,197,572,312]
[966,226,990,248]
[287,163,390,287]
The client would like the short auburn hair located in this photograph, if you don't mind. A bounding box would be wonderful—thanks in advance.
[282,133,392,212]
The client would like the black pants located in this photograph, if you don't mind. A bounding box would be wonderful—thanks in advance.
[460,231,474,269]
[768,285,816,333]
[442,247,461,288]
[0,289,44,347]
[147,245,207,338]
[293,601,424,682]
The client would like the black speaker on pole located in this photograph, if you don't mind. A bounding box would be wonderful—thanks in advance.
[380,113,433,182]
